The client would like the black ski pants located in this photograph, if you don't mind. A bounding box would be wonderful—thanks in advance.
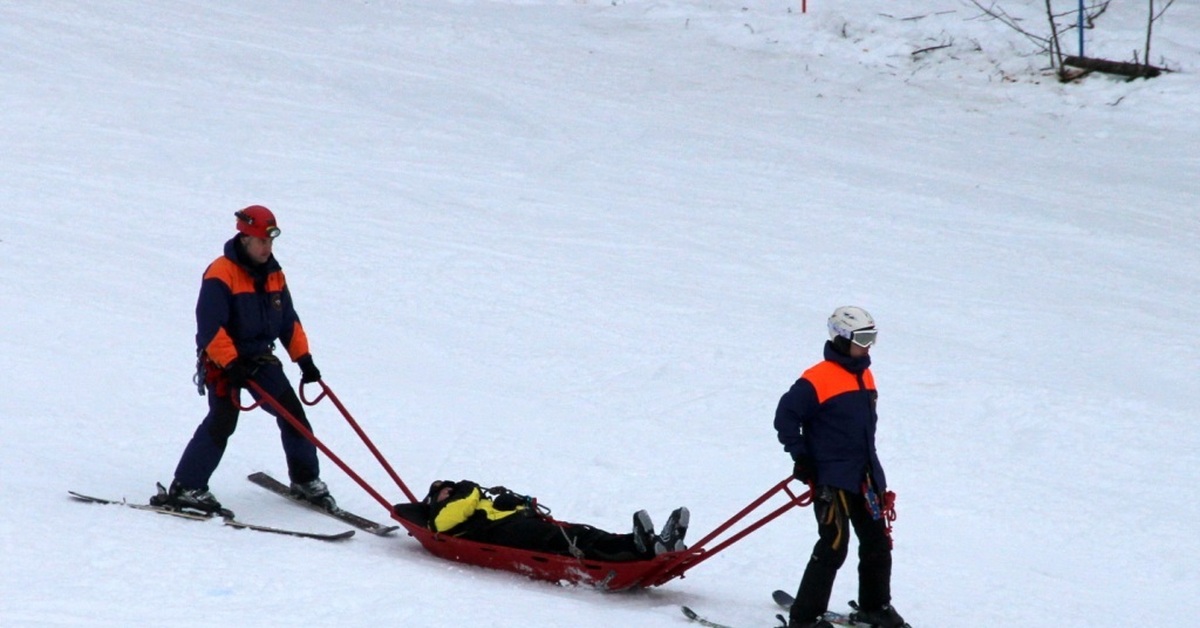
[470,515,648,562]
[789,485,893,625]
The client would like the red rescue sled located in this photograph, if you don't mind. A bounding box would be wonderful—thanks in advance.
[247,380,812,590]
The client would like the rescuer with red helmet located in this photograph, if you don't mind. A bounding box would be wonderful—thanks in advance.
[151,205,334,515]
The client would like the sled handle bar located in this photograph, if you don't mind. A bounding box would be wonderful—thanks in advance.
[300,382,328,405]
[301,380,418,504]
[246,381,411,512]
[232,387,262,412]
[643,476,812,586]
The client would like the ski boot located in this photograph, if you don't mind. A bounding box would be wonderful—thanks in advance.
[290,477,338,511]
[150,480,230,517]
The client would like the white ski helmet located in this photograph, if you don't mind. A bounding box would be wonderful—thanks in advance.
[827,306,877,347]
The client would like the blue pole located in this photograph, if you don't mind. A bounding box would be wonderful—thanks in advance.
[1078,0,1085,57]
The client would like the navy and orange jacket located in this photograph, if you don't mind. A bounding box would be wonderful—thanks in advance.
[195,236,310,368]
[774,341,886,493]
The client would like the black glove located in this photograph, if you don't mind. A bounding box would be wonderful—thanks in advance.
[792,455,815,484]
[297,354,322,384]
[224,357,260,388]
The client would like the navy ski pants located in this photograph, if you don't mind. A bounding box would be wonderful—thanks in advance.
[173,361,320,490]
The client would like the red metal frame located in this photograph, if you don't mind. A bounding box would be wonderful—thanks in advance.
[391,512,688,591]
[246,380,812,590]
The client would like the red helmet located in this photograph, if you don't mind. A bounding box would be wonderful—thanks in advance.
[234,205,281,239]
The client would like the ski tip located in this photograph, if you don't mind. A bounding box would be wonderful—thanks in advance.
[309,529,356,542]
[681,606,699,620]
[68,491,117,504]
[369,525,401,536]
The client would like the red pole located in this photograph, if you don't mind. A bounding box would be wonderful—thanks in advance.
[302,381,417,503]
[245,381,400,512]
[642,477,812,585]
[689,476,806,549]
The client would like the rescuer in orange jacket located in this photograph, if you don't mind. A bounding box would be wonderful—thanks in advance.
[151,206,335,516]
[774,306,908,628]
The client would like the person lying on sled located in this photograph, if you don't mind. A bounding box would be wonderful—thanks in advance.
[421,479,688,562]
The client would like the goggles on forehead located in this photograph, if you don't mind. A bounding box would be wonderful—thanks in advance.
[849,328,878,348]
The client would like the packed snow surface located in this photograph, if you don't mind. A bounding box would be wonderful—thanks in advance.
[2,1,1197,626]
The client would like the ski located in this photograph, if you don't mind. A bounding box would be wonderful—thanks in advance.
[246,471,399,536]
[771,590,855,626]
[68,491,355,542]
[221,517,355,541]
[681,606,737,628]
[681,590,908,628]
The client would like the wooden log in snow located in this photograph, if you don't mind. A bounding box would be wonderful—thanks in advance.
[1063,56,1163,79]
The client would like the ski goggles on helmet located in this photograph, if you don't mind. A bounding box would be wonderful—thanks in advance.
[849,328,878,348]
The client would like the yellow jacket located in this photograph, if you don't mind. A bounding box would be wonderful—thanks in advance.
[429,481,525,535]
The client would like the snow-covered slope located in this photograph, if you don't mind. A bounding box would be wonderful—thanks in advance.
[2,2,1197,626]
